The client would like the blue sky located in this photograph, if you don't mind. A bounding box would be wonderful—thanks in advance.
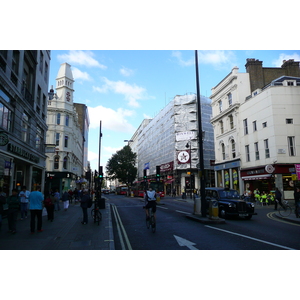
[48,50,300,172]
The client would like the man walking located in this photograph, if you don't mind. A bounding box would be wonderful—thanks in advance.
[274,187,283,211]
[29,186,44,233]
[19,186,30,220]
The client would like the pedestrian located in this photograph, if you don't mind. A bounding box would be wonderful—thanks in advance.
[6,188,20,234]
[0,187,7,231]
[274,187,283,210]
[54,189,60,211]
[44,191,55,221]
[62,190,70,211]
[19,185,30,220]
[80,189,90,224]
[28,186,44,233]
[294,187,300,218]
[68,189,73,204]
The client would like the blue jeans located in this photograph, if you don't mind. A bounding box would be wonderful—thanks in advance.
[54,201,60,211]
[20,202,28,218]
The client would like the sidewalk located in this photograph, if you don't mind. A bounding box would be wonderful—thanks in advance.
[0,198,114,250]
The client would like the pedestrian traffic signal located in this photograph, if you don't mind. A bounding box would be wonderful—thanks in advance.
[143,169,147,179]
[99,166,103,178]
[156,166,160,181]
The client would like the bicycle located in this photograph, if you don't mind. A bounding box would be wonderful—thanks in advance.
[91,203,102,225]
[146,206,156,233]
[278,200,292,217]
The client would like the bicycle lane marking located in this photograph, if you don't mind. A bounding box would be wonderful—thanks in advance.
[111,204,132,250]
[205,225,296,250]
[267,211,300,227]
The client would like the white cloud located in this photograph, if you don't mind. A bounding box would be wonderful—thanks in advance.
[93,77,147,107]
[88,105,136,133]
[272,53,300,67]
[120,67,135,77]
[172,50,236,69]
[57,50,107,69]
[71,67,92,81]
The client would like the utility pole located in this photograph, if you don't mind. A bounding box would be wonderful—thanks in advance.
[195,50,207,217]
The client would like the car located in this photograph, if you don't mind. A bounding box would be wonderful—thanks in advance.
[205,187,257,220]
[102,189,110,194]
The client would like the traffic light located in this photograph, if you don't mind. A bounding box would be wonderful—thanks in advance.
[143,169,147,180]
[156,166,160,181]
[99,166,103,179]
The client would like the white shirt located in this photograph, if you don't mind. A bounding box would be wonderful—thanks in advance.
[19,190,31,203]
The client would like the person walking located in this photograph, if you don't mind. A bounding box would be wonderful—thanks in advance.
[62,190,70,211]
[44,192,55,222]
[274,187,283,210]
[6,188,20,234]
[0,187,7,231]
[80,189,90,225]
[19,185,30,220]
[54,189,60,211]
[28,186,44,233]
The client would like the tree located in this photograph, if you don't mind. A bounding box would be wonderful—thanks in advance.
[106,145,137,188]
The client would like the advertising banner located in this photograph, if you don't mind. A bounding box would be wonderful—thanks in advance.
[295,164,300,180]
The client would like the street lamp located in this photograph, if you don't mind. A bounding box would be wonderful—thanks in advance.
[185,140,192,199]
[124,139,133,146]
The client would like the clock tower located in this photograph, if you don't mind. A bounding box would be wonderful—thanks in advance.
[55,62,74,105]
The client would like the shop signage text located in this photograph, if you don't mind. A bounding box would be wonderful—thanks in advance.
[7,143,39,163]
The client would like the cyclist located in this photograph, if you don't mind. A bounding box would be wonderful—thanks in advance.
[144,187,157,222]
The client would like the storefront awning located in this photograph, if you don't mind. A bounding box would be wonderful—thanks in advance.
[242,174,272,181]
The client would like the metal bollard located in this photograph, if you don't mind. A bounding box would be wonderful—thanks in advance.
[209,200,219,219]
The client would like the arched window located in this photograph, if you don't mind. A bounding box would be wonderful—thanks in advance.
[54,155,60,169]
[231,139,236,158]
[221,143,225,160]
[63,156,68,169]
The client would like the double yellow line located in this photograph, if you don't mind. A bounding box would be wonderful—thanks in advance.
[111,204,132,250]
[267,211,300,227]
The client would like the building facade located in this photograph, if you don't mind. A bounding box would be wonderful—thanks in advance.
[131,94,215,195]
[0,50,50,194]
[45,63,87,193]
[210,58,300,198]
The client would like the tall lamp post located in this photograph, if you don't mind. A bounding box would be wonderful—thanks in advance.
[195,50,207,217]
[186,140,192,199]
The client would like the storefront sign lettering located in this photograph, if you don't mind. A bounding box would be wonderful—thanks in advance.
[295,164,300,180]
[7,143,39,163]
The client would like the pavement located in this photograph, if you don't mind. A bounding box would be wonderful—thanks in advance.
[0,197,114,250]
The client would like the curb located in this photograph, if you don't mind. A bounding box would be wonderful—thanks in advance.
[186,214,226,224]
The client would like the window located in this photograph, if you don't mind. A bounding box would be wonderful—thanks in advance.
[0,102,12,131]
[231,139,236,159]
[286,118,293,124]
[262,122,267,128]
[264,139,270,158]
[63,156,68,169]
[245,145,250,162]
[229,115,234,129]
[54,156,59,169]
[64,135,68,148]
[55,133,60,146]
[287,81,295,86]
[221,143,225,160]
[35,126,43,151]
[253,120,257,131]
[57,113,61,125]
[65,114,69,126]
[12,50,20,75]
[228,93,232,106]
[288,136,296,156]
[39,51,43,73]
[220,120,224,134]
[254,142,259,160]
[21,112,30,142]
[219,100,222,113]
[243,119,248,135]
[44,61,48,82]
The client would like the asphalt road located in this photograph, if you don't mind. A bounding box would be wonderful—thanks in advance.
[108,194,300,250]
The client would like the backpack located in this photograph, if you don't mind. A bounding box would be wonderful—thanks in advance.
[87,196,93,208]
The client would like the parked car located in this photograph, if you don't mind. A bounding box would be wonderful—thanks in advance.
[102,189,110,194]
[205,187,256,220]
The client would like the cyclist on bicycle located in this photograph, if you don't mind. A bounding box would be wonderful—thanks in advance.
[144,187,157,221]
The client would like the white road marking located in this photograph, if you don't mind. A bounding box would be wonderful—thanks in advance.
[176,210,192,215]
[174,235,198,250]
[205,225,296,250]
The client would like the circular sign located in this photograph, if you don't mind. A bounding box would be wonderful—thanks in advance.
[0,132,9,146]
[178,150,190,163]
[265,164,275,173]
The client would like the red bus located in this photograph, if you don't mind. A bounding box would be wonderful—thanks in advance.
[116,185,128,195]
[131,179,165,198]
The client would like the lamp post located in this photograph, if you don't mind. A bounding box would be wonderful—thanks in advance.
[186,140,192,199]
[195,50,207,217]
[124,139,133,146]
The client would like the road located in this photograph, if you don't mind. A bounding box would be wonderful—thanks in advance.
[107,194,300,250]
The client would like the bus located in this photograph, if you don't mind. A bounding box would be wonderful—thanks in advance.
[116,185,128,195]
[131,179,165,198]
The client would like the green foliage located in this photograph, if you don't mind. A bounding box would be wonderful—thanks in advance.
[106,145,137,186]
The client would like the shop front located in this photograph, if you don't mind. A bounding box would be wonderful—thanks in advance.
[45,171,77,195]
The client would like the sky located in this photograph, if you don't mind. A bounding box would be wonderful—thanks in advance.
[48,50,300,173]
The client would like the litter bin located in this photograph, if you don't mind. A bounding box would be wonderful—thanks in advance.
[209,199,219,219]
[97,197,106,209]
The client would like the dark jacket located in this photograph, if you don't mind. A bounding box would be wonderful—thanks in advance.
[7,195,20,210]
[275,189,282,200]
[80,194,90,208]
[0,193,6,214]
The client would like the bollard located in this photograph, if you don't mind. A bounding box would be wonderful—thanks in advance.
[156,195,161,203]
[209,199,219,219]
